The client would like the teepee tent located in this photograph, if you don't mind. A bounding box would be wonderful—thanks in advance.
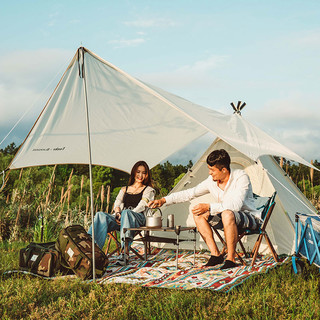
[158,138,317,255]
[5,47,318,273]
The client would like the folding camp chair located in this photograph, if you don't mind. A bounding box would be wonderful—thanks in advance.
[212,191,279,266]
[105,230,121,257]
[105,230,146,260]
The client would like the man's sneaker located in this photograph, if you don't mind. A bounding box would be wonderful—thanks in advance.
[203,254,224,267]
[220,259,240,270]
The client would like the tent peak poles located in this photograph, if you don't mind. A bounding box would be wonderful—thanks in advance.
[80,48,96,281]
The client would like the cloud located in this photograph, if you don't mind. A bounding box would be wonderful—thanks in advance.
[107,38,146,48]
[247,99,320,161]
[124,18,178,28]
[249,98,319,130]
[69,19,81,25]
[48,12,59,27]
[140,55,229,91]
[292,29,320,47]
[0,48,73,148]
[178,55,228,73]
[0,48,73,89]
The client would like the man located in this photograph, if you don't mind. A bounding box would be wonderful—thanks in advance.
[148,149,260,269]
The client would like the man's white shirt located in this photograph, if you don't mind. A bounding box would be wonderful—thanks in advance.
[164,169,260,217]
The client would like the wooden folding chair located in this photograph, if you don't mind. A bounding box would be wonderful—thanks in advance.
[103,205,122,258]
[105,229,146,261]
[105,230,121,257]
[212,192,279,266]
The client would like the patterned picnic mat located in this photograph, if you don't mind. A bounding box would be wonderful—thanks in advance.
[97,245,288,292]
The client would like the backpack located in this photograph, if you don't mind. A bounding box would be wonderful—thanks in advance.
[55,225,108,280]
[19,241,62,277]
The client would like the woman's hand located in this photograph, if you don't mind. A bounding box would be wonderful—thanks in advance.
[115,211,121,224]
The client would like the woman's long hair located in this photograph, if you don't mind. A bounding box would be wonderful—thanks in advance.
[128,160,153,187]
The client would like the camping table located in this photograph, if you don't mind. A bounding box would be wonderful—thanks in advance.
[123,226,197,269]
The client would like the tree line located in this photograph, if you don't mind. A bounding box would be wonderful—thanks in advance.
[274,156,320,203]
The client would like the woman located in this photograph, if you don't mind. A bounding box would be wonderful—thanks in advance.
[88,160,155,263]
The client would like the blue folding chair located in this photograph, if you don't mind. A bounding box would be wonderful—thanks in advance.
[292,212,320,274]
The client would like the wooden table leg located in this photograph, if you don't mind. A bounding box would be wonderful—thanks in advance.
[144,230,148,261]
[176,234,179,270]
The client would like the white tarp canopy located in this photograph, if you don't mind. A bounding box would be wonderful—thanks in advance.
[9,47,314,172]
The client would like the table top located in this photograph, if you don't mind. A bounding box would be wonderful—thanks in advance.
[123,226,196,232]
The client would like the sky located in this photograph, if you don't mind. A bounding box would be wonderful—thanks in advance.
[0,0,319,165]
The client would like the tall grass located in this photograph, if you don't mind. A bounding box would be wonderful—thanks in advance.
[0,164,113,243]
[1,241,319,319]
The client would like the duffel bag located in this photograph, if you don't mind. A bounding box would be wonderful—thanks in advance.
[55,224,108,280]
[19,241,61,277]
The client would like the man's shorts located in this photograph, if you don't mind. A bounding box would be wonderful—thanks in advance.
[208,211,261,231]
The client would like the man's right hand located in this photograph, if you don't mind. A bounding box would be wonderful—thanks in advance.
[192,203,210,216]
[148,198,166,208]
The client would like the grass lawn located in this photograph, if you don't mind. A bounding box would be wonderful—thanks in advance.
[1,241,319,320]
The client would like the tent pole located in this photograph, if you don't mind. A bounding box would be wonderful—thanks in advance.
[81,48,96,281]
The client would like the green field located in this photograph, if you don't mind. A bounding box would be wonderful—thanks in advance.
[1,241,319,320]
[1,149,319,319]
